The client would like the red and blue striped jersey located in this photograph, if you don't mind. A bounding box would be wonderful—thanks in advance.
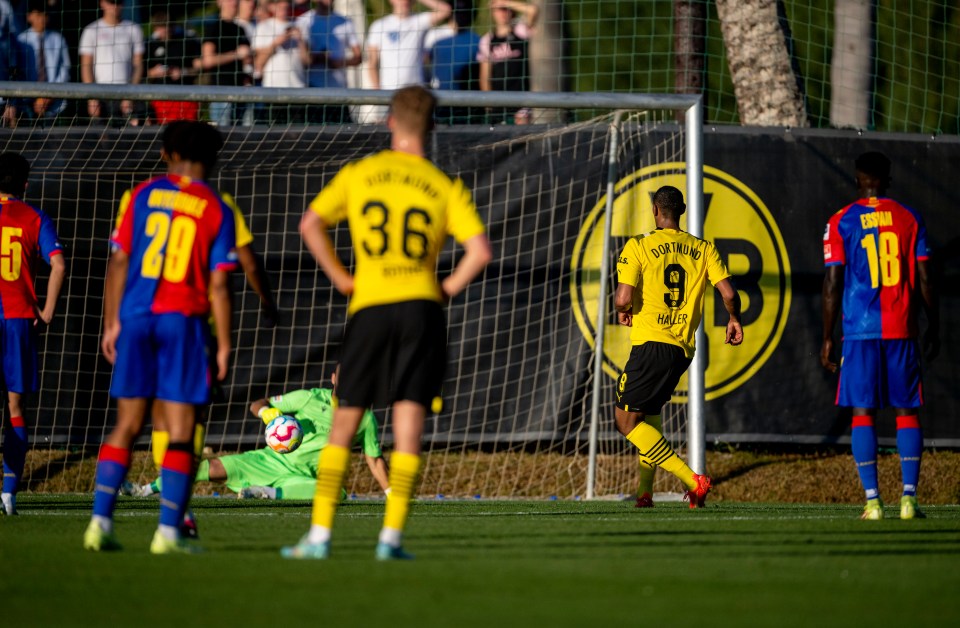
[110,174,237,320]
[823,196,929,340]
[0,195,63,319]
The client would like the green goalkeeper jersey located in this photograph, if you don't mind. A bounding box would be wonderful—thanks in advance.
[266,388,383,469]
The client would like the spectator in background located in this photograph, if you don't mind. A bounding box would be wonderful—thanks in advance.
[478,0,538,124]
[295,0,360,124]
[253,0,308,123]
[201,0,252,126]
[1,0,19,126]
[234,0,258,125]
[15,0,71,125]
[145,8,202,124]
[235,0,257,42]
[0,0,15,78]
[291,0,310,18]
[365,0,451,122]
[426,0,481,124]
[78,0,145,125]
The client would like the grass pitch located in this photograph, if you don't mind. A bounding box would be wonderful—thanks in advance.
[4,496,960,628]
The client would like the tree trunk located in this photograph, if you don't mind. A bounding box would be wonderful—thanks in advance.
[830,0,874,129]
[529,0,566,122]
[674,0,707,96]
[715,0,809,127]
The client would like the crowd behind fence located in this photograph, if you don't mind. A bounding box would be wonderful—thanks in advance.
[2,0,958,134]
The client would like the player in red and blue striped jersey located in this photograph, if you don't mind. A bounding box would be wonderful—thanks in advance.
[0,152,67,517]
[821,151,939,521]
[84,121,238,554]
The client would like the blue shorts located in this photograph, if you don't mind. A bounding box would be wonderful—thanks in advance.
[0,319,39,394]
[837,338,922,409]
[110,313,212,404]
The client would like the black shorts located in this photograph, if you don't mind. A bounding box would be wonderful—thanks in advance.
[206,325,224,405]
[336,300,447,409]
[616,342,692,416]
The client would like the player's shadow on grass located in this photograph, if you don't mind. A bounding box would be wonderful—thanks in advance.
[187,499,313,510]
[710,460,781,484]
[24,449,89,494]
[15,496,92,510]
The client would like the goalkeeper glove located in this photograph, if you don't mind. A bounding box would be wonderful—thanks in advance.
[258,406,282,424]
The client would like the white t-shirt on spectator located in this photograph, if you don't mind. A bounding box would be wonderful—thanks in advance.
[366,12,434,90]
[424,25,454,53]
[254,18,306,88]
[78,19,145,84]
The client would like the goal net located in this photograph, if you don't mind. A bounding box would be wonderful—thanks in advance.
[0,85,701,500]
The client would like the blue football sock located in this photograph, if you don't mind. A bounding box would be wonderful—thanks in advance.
[159,444,194,530]
[92,444,131,519]
[851,416,879,500]
[896,415,922,496]
[2,417,28,495]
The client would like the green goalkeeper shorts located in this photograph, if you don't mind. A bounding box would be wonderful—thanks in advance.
[219,448,315,495]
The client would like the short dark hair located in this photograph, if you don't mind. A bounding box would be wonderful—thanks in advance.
[452,0,476,29]
[855,151,891,181]
[0,152,30,197]
[653,185,686,219]
[27,0,47,14]
[161,121,224,174]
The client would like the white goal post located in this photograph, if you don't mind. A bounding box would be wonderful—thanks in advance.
[0,81,703,500]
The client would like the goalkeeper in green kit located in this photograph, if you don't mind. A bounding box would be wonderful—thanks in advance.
[125,381,390,500]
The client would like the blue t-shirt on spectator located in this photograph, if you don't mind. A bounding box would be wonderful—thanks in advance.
[430,30,481,92]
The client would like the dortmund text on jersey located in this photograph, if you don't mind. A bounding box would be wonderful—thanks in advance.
[616,228,731,358]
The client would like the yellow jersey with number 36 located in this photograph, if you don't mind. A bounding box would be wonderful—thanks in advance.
[309,150,486,315]
[616,228,730,358]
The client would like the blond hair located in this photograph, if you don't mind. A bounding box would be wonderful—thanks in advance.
[389,86,436,138]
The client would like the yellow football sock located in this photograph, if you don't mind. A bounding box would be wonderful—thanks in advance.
[152,424,205,470]
[626,421,696,490]
[636,415,661,496]
[383,451,421,534]
[152,430,169,470]
[193,423,205,458]
[310,445,350,529]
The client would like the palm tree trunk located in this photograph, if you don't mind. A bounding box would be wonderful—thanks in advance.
[674,0,707,97]
[830,0,874,129]
[716,0,809,127]
[529,0,566,122]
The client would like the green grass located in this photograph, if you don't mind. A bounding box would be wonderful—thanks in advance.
[5,496,960,627]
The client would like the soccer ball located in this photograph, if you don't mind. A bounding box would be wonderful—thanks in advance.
[265,415,303,454]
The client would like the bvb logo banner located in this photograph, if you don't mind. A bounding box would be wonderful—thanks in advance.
[570,163,791,401]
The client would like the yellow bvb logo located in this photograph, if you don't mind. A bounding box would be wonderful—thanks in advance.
[570,163,792,400]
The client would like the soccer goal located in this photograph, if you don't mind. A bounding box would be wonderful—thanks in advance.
[0,82,703,500]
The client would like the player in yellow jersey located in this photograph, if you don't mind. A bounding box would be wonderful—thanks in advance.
[286,85,492,560]
[614,186,742,508]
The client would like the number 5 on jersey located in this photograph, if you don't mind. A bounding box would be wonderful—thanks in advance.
[0,226,23,281]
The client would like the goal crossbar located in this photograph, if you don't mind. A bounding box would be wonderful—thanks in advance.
[0,81,701,111]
